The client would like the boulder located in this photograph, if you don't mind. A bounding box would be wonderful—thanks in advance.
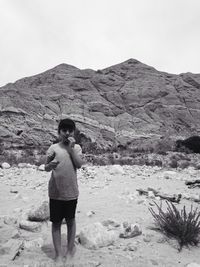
[78,222,117,249]
[19,220,42,232]
[1,162,11,169]
[28,201,49,222]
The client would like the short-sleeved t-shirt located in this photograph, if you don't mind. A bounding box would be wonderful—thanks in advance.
[46,143,82,201]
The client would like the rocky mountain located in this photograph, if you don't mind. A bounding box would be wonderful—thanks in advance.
[1,58,200,153]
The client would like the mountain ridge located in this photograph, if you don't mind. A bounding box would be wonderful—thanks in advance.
[0,58,200,154]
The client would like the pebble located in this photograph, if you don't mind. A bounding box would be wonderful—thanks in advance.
[86,211,95,217]
[143,234,152,242]
[10,189,18,194]
[150,259,159,265]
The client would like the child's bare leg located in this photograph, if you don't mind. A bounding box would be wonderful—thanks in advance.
[66,218,76,256]
[52,221,62,261]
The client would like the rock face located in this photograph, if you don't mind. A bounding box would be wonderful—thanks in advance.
[1,58,200,152]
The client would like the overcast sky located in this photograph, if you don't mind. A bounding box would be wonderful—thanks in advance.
[0,0,200,86]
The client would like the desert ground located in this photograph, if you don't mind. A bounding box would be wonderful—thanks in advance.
[0,162,200,267]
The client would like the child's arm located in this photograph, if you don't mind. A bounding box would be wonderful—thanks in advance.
[67,137,84,169]
[44,149,59,172]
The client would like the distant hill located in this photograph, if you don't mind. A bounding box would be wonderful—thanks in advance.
[1,58,200,153]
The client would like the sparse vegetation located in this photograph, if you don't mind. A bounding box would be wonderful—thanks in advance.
[1,133,200,168]
[149,201,200,251]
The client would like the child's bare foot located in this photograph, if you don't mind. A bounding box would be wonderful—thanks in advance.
[65,245,76,261]
[54,255,63,265]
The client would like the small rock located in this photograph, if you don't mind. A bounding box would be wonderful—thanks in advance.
[18,163,28,168]
[143,234,152,242]
[26,163,34,168]
[13,208,22,213]
[119,222,142,238]
[136,199,145,204]
[38,164,45,171]
[86,211,95,217]
[163,171,177,179]
[24,237,44,249]
[3,216,17,225]
[22,196,29,202]
[11,229,21,239]
[182,193,191,200]
[102,219,120,229]
[150,259,159,265]
[19,220,42,232]
[123,243,137,251]
[109,165,124,175]
[148,191,155,199]
[191,194,200,202]
[1,162,11,169]
[10,189,18,194]
[156,237,166,243]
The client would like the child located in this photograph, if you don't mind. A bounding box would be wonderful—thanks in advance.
[45,118,83,263]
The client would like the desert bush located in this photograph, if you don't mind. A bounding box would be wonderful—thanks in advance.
[149,201,200,251]
[170,153,190,162]
[92,155,108,166]
[168,159,178,168]
[177,160,190,169]
[118,156,133,165]
[0,151,36,165]
[153,137,174,155]
[145,159,163,167]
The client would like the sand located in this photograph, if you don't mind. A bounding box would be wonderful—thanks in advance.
[0,164,200,267]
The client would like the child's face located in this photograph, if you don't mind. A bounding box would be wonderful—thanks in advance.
[59,127,75,143]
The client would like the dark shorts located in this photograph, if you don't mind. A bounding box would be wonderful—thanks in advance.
[49,198,77,223]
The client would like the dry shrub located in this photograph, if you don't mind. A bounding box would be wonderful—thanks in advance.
[118,156,133,165]
[168,159,178,168]
[153,137,174,155]
[177,160,190,169]
[149,201,200,251]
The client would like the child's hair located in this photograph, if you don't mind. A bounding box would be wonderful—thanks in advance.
[58,118,76,133]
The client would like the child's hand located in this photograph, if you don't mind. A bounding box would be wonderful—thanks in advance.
[48,160,59,170]
[68,137,75,148]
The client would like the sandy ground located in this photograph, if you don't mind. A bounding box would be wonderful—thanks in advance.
[0,164,200,267]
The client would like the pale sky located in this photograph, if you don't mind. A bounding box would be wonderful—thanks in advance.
[0,0,200,86]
